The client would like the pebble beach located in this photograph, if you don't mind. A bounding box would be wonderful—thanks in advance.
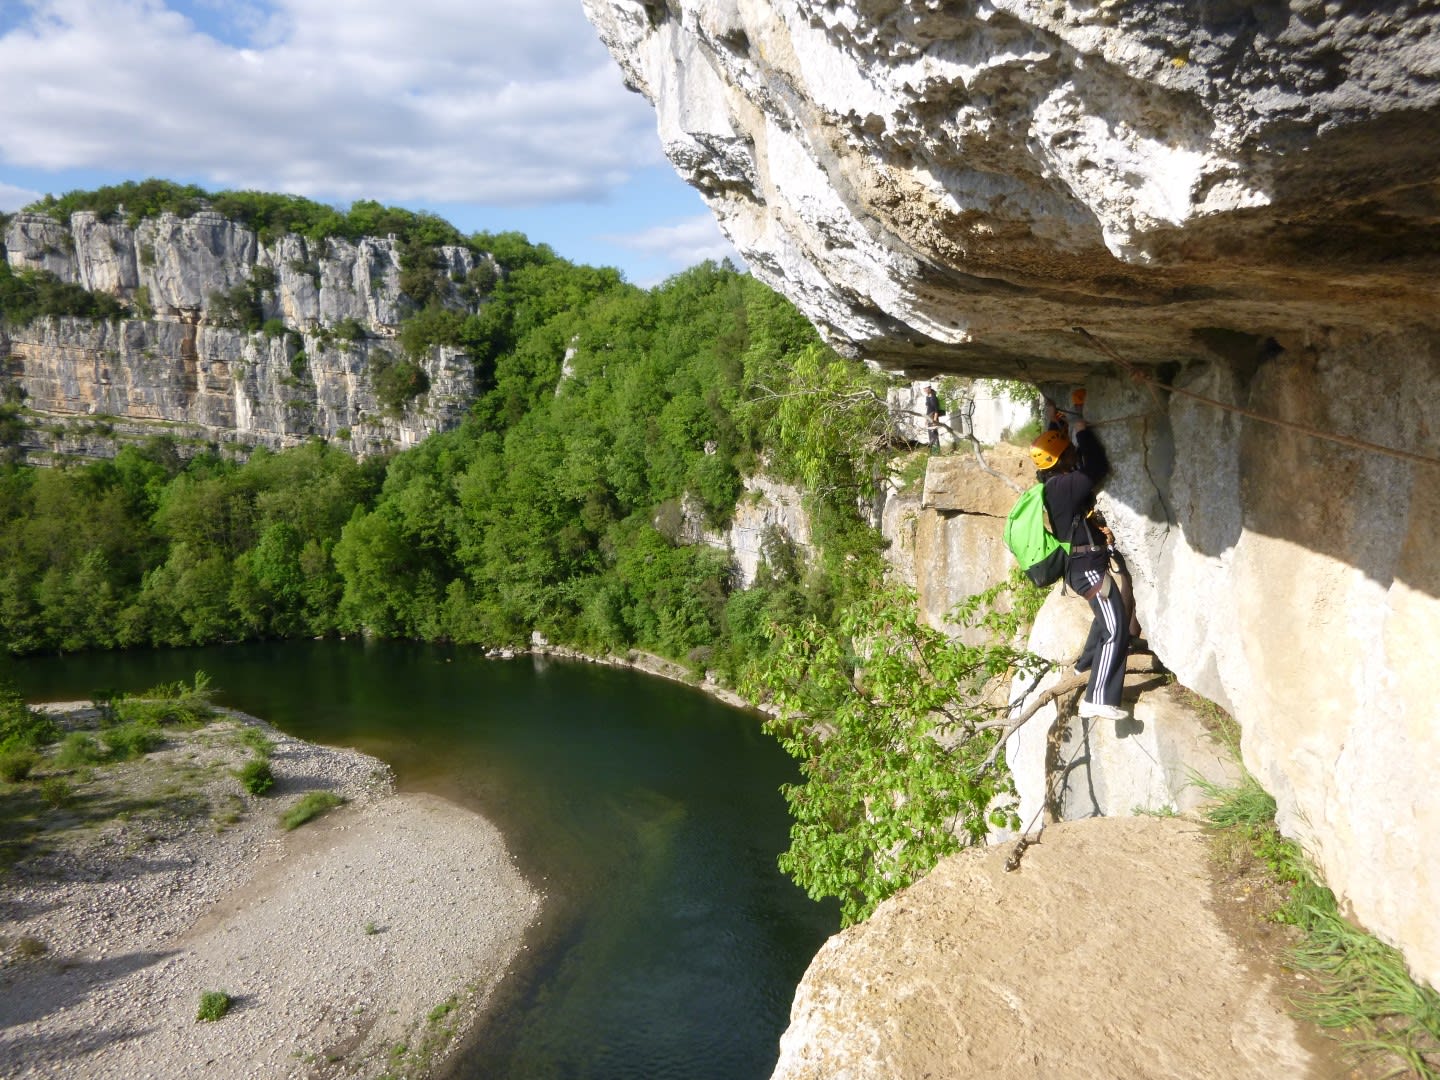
[0,705,540,1080]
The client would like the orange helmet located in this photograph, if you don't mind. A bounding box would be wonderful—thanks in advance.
[1030,428,1070,470]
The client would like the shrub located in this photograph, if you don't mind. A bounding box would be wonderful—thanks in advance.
[332,317,367,342]
[112,672,216,728]
[236,758,275,796]
[280,791,345,831]
[235,727,275,757]
[39,777,74,809]
[0,684,58,751]
[196,990,231,1022]
[55,731,104,767]
[371,353,430,416]
[0,747,40,783]
[100,719,163,761]
[263,318,287,338]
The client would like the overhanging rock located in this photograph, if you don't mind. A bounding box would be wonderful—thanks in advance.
[583,0,1440,378]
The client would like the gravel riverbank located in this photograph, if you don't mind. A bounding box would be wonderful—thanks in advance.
[0,705,541,1080]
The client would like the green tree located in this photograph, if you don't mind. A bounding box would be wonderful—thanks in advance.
[744,574,1045,926]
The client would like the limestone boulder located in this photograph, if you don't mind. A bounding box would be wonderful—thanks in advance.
[920,442,1031,517]
[772,817,1323,1080]
[877,444,1030,642]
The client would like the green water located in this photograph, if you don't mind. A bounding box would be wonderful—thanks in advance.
[2,640,839,1078]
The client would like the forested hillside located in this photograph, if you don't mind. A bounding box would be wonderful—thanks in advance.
[0,233,891,678]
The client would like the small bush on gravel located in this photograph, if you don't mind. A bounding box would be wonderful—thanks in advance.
[196,990,231,1022]
[280,791,345,831]
[237,757,275,796]
[39,777,73,809]
[0,747,40,783]
[113,671,217,729]
[100,719,164,761]
[55,731,104,767]
[235,726,275,757]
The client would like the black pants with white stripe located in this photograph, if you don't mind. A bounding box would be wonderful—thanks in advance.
[1079,576,1130,707]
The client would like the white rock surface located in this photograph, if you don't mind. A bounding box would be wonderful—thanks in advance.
[771,817,1331,1080]
[2,211,484,458]
[583,0,1440,375]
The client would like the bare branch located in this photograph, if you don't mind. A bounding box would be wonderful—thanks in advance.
[961,433,1026,494]
[979,656,1157,772]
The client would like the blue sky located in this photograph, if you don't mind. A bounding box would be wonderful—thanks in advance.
[0,0,740,287]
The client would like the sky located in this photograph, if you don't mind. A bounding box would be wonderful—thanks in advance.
[0,0,741,287]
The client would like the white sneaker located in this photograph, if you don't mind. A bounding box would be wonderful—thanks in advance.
[1078,699,1128,721]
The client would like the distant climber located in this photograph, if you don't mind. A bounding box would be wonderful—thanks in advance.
[1030,414,1131,721]
[924,385,941,453]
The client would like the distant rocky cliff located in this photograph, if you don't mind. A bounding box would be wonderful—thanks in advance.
[584,0,1440,998]
[1,209,487,459]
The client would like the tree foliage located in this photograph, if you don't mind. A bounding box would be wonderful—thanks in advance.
[745,572,1047,926]
[0,259,861,665]
[24,179,469,250]
[0,210,1059,932]
[0,264,130,327]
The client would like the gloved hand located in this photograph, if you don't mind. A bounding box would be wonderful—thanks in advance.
[1060,387,1086,426]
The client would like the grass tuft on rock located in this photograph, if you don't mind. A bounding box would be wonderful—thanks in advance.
[1194,768,1440,1077]
[280,791,345,831]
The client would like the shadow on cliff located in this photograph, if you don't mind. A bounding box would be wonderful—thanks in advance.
[1109,330,1440,604]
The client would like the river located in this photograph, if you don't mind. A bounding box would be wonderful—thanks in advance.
[1,639,839,1079]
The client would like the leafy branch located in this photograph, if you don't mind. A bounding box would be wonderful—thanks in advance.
[743,571,1047,926]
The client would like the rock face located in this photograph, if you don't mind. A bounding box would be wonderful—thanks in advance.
[2,210,487,458]
[883,442,1030,642]
[772,816,1325,1080]
[585,0,1440,989]
[583,0,1440,377]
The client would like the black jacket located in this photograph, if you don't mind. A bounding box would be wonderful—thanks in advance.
[1041,428,1109,592]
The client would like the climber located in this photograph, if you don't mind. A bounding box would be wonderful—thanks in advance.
[1030,414,1131,721]
[1043,387,1143,646]
[924,385,941,453]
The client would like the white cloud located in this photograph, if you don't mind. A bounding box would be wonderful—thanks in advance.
[0,182,44,211]
[608,215,744,270]
[0,0,664,206]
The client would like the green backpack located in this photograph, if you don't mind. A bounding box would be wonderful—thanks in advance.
[1003,483,1070,587]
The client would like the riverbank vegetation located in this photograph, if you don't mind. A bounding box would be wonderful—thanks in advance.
[0,674,225,868]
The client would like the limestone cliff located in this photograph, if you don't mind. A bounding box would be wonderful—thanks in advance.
[2,210,487,458]
[583,0,1440,992]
